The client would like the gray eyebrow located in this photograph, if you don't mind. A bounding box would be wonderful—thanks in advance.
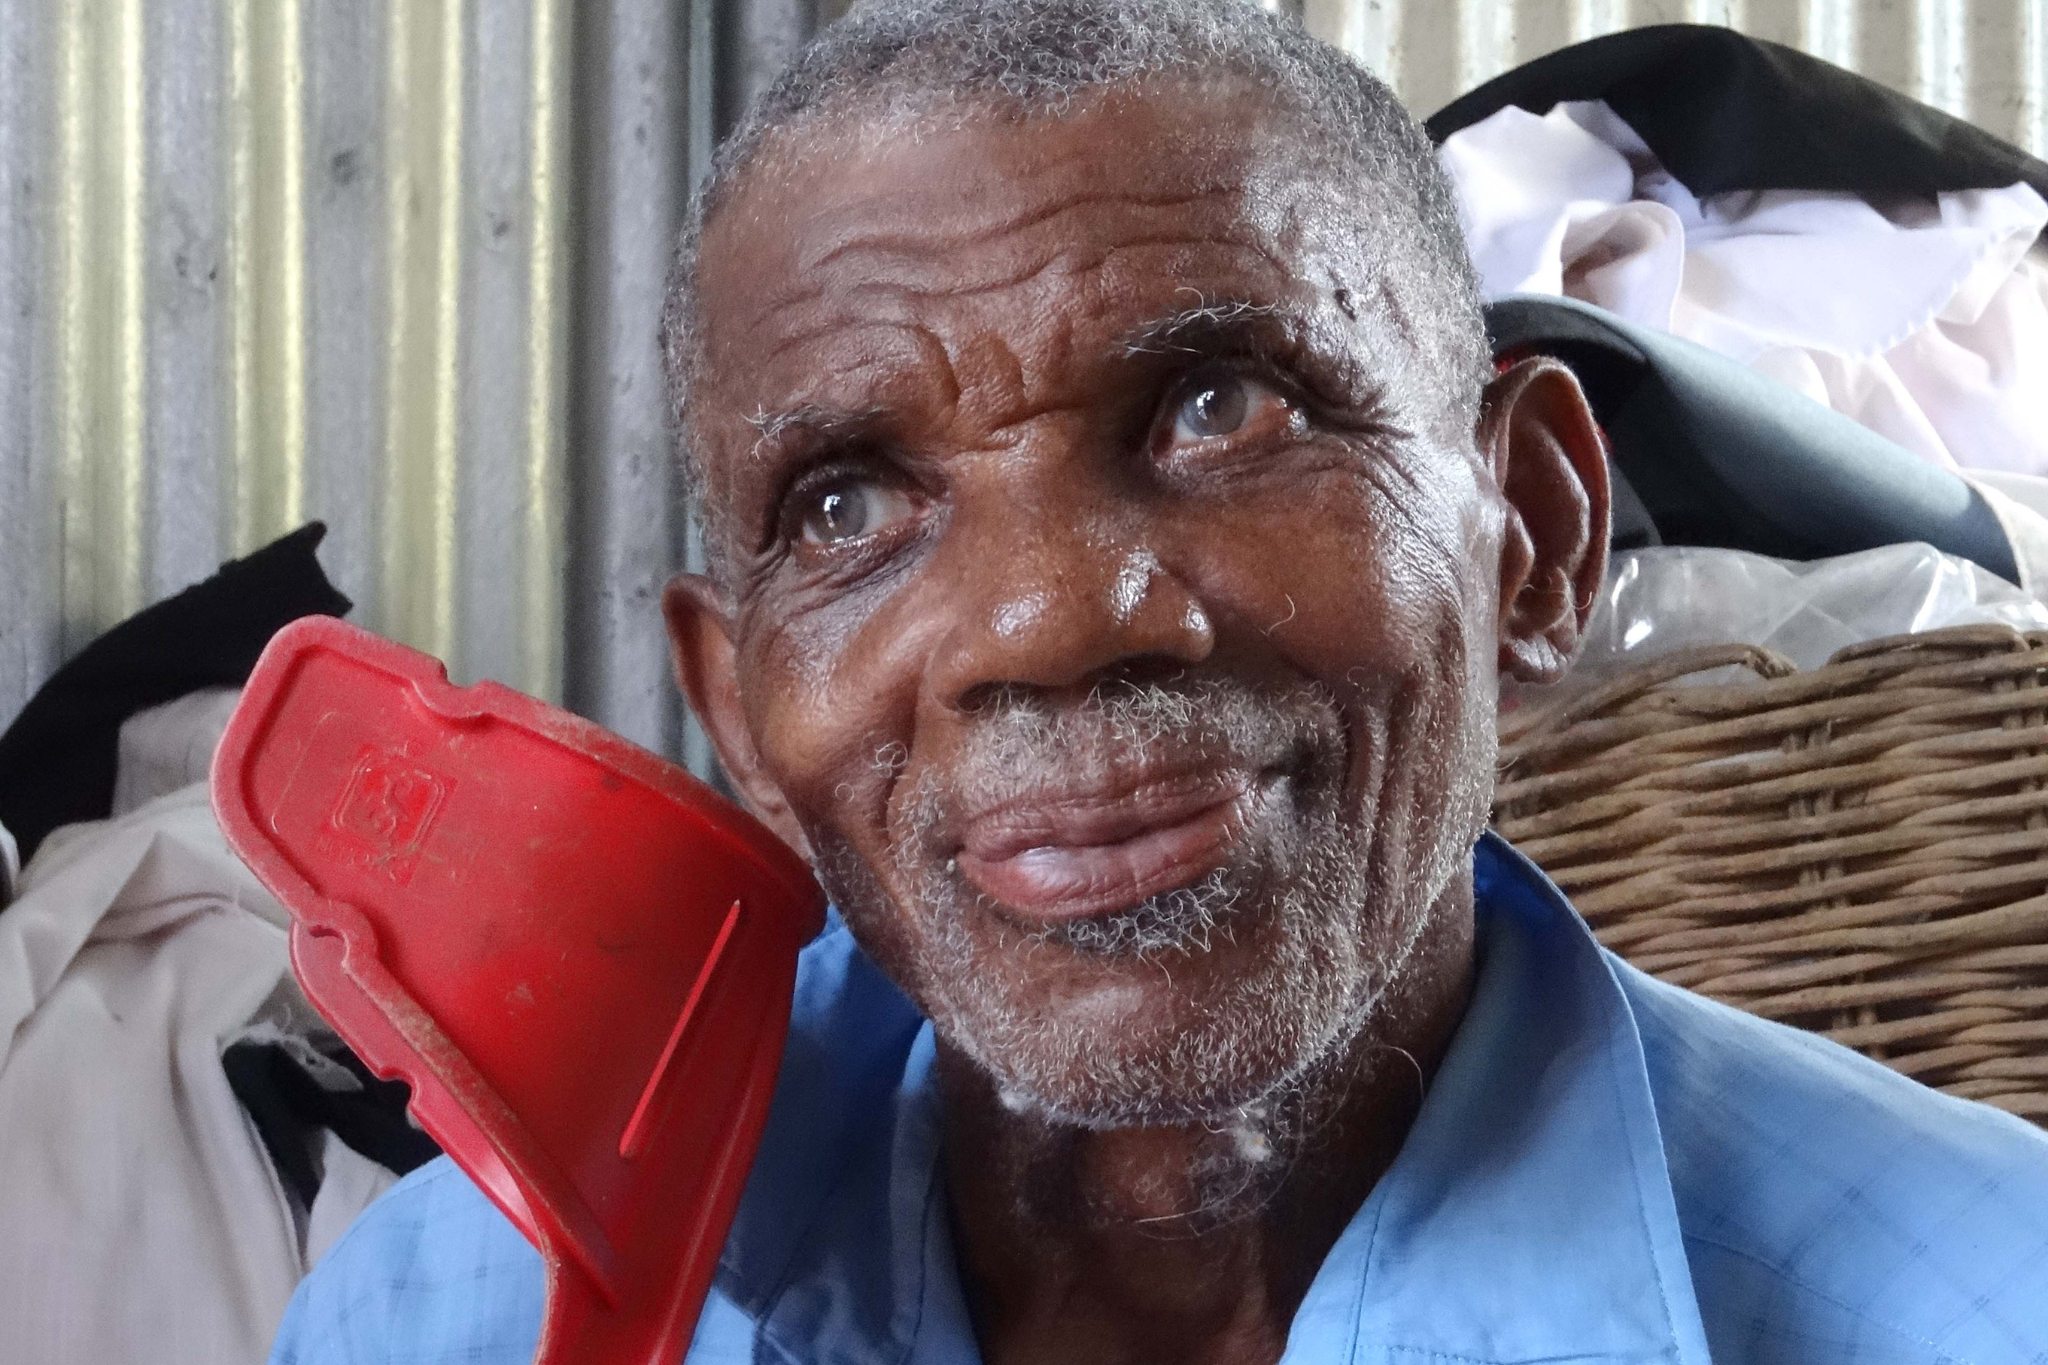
[743,402,887,457]
[1118,297,1296,358]
[1118,293,1399,438]
[741,298,1338,455]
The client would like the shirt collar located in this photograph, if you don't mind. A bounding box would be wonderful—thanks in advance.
[1287,833,1714,1364]
[717,833,1714,1365]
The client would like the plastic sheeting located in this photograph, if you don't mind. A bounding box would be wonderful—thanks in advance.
[1506,541,2048,715]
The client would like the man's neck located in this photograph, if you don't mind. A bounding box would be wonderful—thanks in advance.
[939,897,1476,1365]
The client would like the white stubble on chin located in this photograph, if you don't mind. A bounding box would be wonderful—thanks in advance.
[833,676,1427,1129]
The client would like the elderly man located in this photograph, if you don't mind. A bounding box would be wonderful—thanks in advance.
[275,2,2048,1362]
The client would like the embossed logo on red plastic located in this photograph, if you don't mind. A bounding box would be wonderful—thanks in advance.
[328,747,450,884]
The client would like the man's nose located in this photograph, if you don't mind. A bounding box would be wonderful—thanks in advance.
[923,487,1216,714]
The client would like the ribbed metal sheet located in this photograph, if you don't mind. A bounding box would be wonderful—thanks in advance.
[1,0,2043,770]
[1307,0,2046,156]
[0,0,707,767]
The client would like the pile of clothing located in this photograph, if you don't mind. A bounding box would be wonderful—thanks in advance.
[1435,26,2048,484]
[0,527,437,1365]
[1427,26,2048,588]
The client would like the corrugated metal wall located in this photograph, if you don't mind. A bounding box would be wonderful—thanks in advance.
[2,0,2043,770]
[1308,0,2047,150]
[0,0,716,767]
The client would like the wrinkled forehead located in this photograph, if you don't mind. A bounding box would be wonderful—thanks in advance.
[690,84,1442,492]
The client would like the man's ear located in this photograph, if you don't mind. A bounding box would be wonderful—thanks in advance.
[662,573,812,858]
[1480,356,1610,685]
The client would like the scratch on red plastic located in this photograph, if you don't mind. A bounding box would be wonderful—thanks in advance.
[620,899,744,1161]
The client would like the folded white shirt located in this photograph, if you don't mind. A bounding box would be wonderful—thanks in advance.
[1442,100,2048,477]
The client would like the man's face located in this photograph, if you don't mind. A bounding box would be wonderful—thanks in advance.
[680,84,1513,1127]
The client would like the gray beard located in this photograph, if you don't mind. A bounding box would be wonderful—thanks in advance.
[812,677,1442,1135]
[1025,863,1235,957]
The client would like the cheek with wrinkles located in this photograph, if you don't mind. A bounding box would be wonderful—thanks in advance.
[743,613,889,815]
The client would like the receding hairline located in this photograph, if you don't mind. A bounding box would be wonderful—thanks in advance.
[691,68,1417,301]
[661,4,1489,570]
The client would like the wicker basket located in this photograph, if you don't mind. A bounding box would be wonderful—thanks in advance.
[1495,623,2048,1123]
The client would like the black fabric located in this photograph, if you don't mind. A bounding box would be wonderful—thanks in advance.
[222,1040,441,1210]
[1487,295,2021,582]
[0,523,349,865]
[1427,24,2048,207]
[1606,461,1661,554]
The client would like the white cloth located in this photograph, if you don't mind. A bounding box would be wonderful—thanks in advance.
[1964,472,2048,597]
[0,691,395,1364]
[307,1131,398,1270]
[1970,469,2048,525]
[1,817,17,907]
[111,686,242,818]
[0,784,300,1364]
[1442,101,2048,477]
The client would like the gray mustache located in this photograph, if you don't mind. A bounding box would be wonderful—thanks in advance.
[889,677,1342,860]
[938,678,1330,802]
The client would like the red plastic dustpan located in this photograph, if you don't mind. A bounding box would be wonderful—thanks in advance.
[211,617,825,1365]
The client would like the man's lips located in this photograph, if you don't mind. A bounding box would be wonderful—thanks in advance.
[952,770,1252,923]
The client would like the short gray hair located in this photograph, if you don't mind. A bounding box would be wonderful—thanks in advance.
[661,0,1487,537]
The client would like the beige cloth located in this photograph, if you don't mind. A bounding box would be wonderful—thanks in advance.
[0,785,300,1363]
[0,693,395,1364]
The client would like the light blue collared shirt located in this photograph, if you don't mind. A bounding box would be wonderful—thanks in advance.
[272,834,2048,1364]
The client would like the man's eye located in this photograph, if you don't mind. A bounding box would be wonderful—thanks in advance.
[795,478,920,547]
[1166,374,1291,446]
